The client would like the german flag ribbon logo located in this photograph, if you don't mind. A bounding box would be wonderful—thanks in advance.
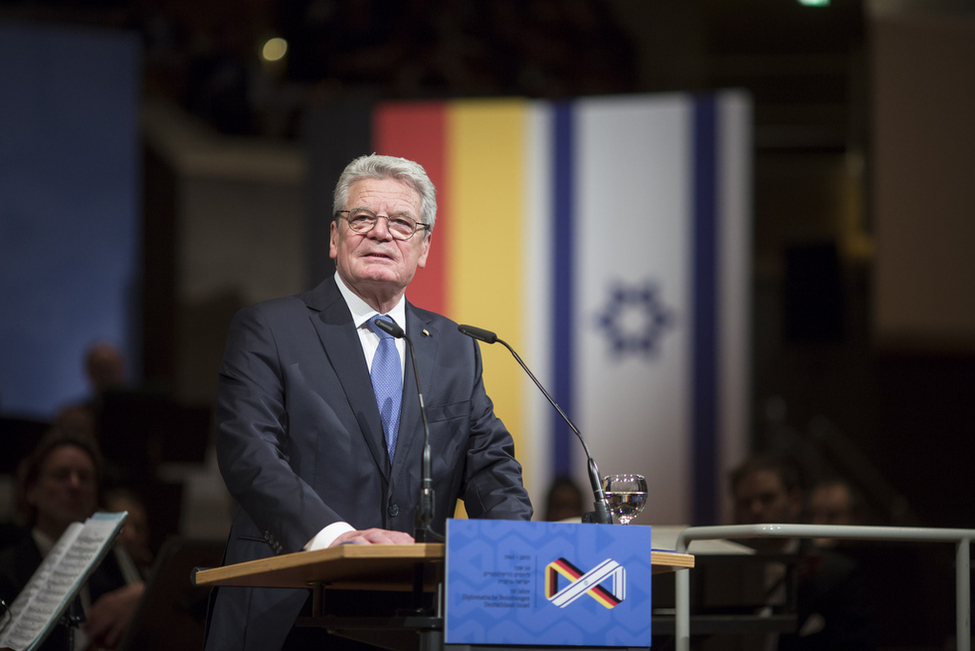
[545,558,626,609]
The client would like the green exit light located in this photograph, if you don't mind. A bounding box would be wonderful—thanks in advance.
[799,0,830,5]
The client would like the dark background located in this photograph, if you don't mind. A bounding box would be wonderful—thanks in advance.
[2,0,973,523]
[1,1,973,645]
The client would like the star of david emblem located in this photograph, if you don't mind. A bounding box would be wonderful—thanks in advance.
[595,280,674,358]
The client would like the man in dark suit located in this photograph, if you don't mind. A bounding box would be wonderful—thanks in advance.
[204,154,533,651]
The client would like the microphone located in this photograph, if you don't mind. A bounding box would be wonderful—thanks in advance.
[457,324,497,344]
[457,324,614,525]
[373,317,442,542]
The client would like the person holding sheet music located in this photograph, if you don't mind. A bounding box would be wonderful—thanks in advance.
[0,431,145,650]
[204,154,532,651]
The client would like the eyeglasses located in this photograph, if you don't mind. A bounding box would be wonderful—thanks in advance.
[336,209,430,241]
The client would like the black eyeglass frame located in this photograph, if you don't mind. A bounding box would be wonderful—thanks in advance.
[335,209,431,241]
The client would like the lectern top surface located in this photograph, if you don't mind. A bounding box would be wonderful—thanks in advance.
[193,543,444,590]
[192,543,693,591]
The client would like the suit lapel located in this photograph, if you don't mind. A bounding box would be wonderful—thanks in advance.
[305,278,390,480]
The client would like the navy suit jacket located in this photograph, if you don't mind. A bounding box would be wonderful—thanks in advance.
[204,277,532,651]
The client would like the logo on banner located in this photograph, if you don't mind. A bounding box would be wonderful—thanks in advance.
[595,280,674,359]
[545,557,626,609]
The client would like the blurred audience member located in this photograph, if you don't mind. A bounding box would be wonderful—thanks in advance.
[83,341,127,414]
[731,454,803,552]
[0,432,144,651]
[730,454,874,650]
[543,476,584,522]
[58,342,130,488]
[807,478,861,548]
[105,488,154,579]
[55,341,127,446]
[52,404,98,440]
[85,342,127,399]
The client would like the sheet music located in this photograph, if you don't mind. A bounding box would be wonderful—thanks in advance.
[0,513,124,651]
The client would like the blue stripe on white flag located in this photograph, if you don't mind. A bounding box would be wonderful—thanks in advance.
[552,101,575,477]
[692,95,718,525]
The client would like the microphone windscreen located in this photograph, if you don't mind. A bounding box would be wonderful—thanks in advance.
[375,317,405,339]
[457,324,498,344]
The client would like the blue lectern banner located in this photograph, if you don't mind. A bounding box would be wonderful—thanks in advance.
[445,519,653,646]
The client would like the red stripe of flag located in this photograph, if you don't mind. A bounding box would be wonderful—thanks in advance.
[373,103,447,314]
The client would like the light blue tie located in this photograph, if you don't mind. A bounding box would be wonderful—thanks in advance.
[368,315,402,462]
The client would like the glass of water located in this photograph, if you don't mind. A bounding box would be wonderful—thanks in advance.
[601,474,648,525]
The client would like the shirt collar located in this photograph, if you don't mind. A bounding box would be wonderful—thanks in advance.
[334,272,407,331]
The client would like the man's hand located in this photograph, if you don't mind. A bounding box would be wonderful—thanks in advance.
[82,581,145,649]
[329,528,415,546]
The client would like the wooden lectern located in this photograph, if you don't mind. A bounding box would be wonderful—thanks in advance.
[193,543,693,651]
